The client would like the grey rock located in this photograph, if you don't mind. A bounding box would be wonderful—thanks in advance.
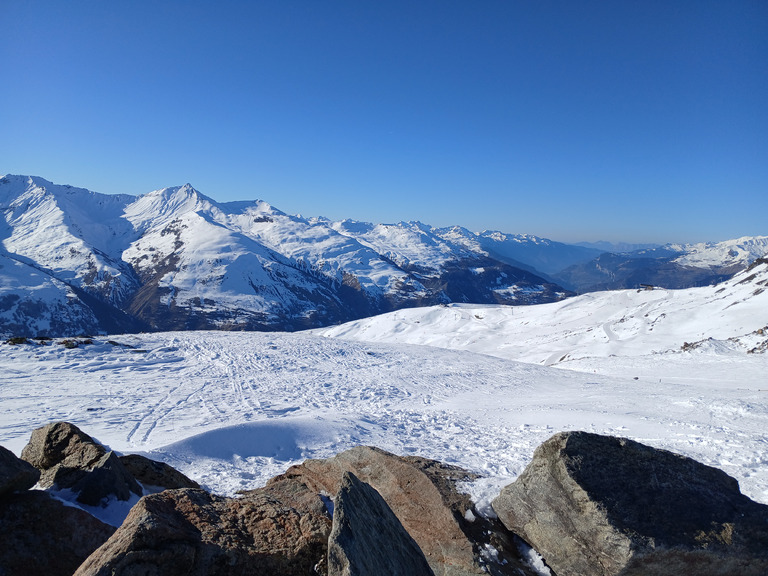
[328,471,434,576]
[492,431,768,576]
[0,490,115,576]
[66,451,143,506]
[21,421,107,486]
[74,478,331,576]
[0,445,40,498]
[119,453,200,490]
[21,422,141,505]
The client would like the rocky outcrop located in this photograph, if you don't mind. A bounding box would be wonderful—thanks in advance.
[54,450,143,506]
[0,488,115,576]
[20,422,141,505]
[74,478,332,576]
[274,445,537,576]
[0,445,40,497]
[8,422,768,576]
[21,421,106,480]
[327,471,434,576]
[119,453,200,490]
[492,431,768,576]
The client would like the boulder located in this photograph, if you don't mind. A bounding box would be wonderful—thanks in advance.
[275,445,540,576]
[21,422,141,505]
[74,477,331,576]
[119,454,200,490]
[21,421,106,482]
[492,431,768,576]
[0,490,115,576]
[54,451,143,506]
[328,471,434,576]
[0,445,40,498]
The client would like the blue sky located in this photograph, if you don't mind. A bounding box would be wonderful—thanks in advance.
[2,1,766,243]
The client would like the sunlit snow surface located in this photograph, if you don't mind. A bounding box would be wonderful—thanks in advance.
[1,263,767,511]
[0,329,766,509]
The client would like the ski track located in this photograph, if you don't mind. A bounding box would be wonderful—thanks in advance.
[1,331,767,506]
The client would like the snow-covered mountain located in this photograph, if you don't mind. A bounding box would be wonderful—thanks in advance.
[2,174,764,337]
[317,257,768,363]
[552,237,768,292]
[0,175,569,336]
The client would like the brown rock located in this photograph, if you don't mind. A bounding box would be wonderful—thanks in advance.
[0,445,40,498]
[492,431,768,576]
[0,490,115,576]
[328,471,434,576]
[119,454,200,491]
[275,445,536,576]
[74,478,331,576]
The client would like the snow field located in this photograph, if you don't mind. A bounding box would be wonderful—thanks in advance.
[1,330,766,511]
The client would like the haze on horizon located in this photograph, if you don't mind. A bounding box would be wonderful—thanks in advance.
[1,2,766,245]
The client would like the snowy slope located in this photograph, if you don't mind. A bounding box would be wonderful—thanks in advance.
[0,175,140,304]
[317,259,768,364]
[670,236,768,268]
[0,252,101,336]
[2,173,764,337]
[1,329,766,519]
[121,185,353,330]
[1,261,766,528]
[329,220,478,270]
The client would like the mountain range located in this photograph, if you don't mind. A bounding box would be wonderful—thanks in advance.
[1,174,766,337]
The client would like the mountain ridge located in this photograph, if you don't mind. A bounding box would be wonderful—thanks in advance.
[2,174,765,337]
[1,175,570,336]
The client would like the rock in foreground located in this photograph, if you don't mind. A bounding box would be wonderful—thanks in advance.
[119,453,200,491]
[275,445,535,576]
[74,479,332,576]
[492,431,768,576]
[0,490,115,576]
[327,471,434,575]
[21,421,141,505]
[0,445,40,497]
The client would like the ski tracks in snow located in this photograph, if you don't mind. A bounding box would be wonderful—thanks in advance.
[1,330,767,504]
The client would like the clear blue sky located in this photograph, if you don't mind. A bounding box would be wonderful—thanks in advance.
[2,1,766,244]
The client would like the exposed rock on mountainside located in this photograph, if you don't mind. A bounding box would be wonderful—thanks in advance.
[552,237,768,292]
[492,431,768,576]
[320,257,768,363]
